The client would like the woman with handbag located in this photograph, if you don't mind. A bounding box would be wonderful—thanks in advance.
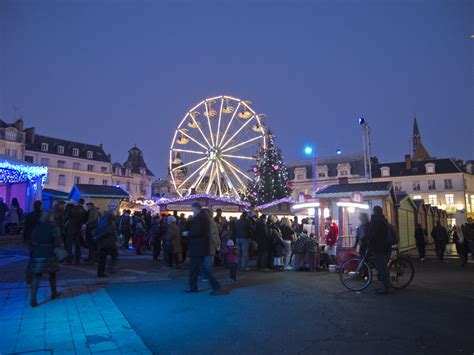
[28,212,63,307]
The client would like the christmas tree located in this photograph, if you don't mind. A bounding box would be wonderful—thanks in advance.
[243,131,293,206]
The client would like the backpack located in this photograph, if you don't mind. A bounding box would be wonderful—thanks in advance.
[386,223,399,245]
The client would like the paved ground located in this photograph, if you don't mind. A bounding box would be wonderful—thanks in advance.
[1,235,473,355]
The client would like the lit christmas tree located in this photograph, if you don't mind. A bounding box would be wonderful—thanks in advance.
[243,131,293,206]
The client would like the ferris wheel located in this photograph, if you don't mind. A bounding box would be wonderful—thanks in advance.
[169,95,267,199]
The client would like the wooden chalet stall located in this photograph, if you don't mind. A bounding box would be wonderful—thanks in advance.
[395,192,417,252]
[413,199,428,235]
[426,206,436,243]
[156,194,249,218]
[255,197,296,217]
[68,184,129,212]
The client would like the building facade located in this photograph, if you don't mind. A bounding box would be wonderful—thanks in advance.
[372,155,474,224]
[287,153,367,198]
[112,146,154,201]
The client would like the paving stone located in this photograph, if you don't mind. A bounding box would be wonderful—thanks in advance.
[88,341,118,352]
[84,326,110,336]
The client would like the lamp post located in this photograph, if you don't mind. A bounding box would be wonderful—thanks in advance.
[304,145,317,197]
[358,118,372,181]
[304,145,319,238]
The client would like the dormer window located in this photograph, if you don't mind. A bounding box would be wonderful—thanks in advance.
[57,146,64,154]
[72,148,79,157]
[425,163,435,174]
[41,143,49,152]
[293,167,307,181]
[317,165,329,179]
[381,166,390,177]
[5,129,17,141]
[87,151,93,159]
[337,163,351,177]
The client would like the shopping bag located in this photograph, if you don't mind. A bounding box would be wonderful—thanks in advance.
[54,247,67,261]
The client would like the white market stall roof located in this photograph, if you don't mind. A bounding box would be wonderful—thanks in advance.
[255,197,296,215]
[156,194,250,212]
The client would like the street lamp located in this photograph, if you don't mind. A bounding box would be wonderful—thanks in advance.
[304,145,317,197]
[358,117,372,181]
[336,148,342,155]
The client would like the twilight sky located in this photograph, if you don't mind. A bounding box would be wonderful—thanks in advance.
[1,0,472,177]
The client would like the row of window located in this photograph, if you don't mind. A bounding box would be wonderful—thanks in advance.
[33,157,108,173]
[412,194,455,206]
[394,179,453,192]
[40,143,94,159]
[57,175,108,186]
[295,170,349,180]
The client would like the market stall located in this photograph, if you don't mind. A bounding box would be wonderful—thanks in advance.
[68,184,129,212]
[413,199,428,234]
[395,192,417,252]
[255,197,296,218]
[0,157,47,213]
[313,182,396,265]
[156,194,249,218]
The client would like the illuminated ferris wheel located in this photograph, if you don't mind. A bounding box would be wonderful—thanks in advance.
[169,95,267,199]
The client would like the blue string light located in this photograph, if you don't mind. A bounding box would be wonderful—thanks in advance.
[0,161,48,187]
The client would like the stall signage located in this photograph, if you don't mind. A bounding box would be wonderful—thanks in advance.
[210,204,240,212]
[165,204,192,211]
[351,192,364,203]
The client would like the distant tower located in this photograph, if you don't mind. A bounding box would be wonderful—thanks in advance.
[411,116,431,161]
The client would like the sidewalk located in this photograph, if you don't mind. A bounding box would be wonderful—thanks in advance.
[0,236,165,354]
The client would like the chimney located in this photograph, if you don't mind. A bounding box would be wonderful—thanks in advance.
[24,127,35,144]
[405,154,412,170]
[14,117,24,131]
[466,161,474,174]
[338,177,349,185]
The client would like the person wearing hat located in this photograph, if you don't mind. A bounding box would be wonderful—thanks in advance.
[185,202,223,295]
[164,215,182,268]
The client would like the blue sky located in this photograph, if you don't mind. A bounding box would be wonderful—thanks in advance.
[1,0,472,176]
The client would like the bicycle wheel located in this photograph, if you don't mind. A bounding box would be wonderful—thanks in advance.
[389,256,415,289]
[339,258,373,292]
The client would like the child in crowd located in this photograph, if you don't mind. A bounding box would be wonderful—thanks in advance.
[221,239,238,281]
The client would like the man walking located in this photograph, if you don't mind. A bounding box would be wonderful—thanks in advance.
[65,199,87,264]
[0,197,8,235]
[431,221,449,262]
[84,202,99,262]
[95,211,118,277]
[235,211,252,270]
[368,206,392,295]
[185,202,222,295]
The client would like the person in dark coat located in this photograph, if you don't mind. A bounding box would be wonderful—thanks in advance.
[185,202,222,294]
[65,200,87,264]
[28,212,62,307]
[95,211,118,277]
[431,221,449,261]
[235,212,252,271]
[84,202,99,262]
[268,216,284,271]
[368,206,391,295]
[414,223,427,260]
[354,213,370,257]
[150,215,163,260]
[52,201,66,244]
[255,215,270,271]
[0,197,8,235]
[24,201,44,283]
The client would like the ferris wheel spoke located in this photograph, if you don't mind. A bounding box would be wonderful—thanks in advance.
[204,101,215,147]
[216,163,223,196]
[217,160,240,198]
[215,98,225,147]
[219,114,256,150]
[221,158,252,182]
[171,156,207,172]
[205,162,216,194]
[191,160,212,192]
[178,130,208,150]
[172,148,206,155]
[221,154,255,160]
[177,160,209,189]
[189,112,212,148]
[218,102,241,149]
[221,135,264,154]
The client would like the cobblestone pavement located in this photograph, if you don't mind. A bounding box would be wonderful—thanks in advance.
[0,236,171,354]
[1,236,473,355]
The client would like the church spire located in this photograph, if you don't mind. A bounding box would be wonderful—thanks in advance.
[411,116,431,161]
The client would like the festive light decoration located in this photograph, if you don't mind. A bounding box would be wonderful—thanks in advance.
[255,197,295,211]
[252,166,259,173]
[243,132,292,206]
[156,193,250,208]
[0,160,48,187]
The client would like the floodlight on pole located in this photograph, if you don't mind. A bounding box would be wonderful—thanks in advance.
[358,117,372,181]
[303,144,317,197]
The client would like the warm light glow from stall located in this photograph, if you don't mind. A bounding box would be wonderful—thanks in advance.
[323,207,330,218]
[336,201,370,210]
[292,202,320,210]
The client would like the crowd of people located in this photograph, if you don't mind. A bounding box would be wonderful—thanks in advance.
[19,197,474,305]
[0,197,24,235]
